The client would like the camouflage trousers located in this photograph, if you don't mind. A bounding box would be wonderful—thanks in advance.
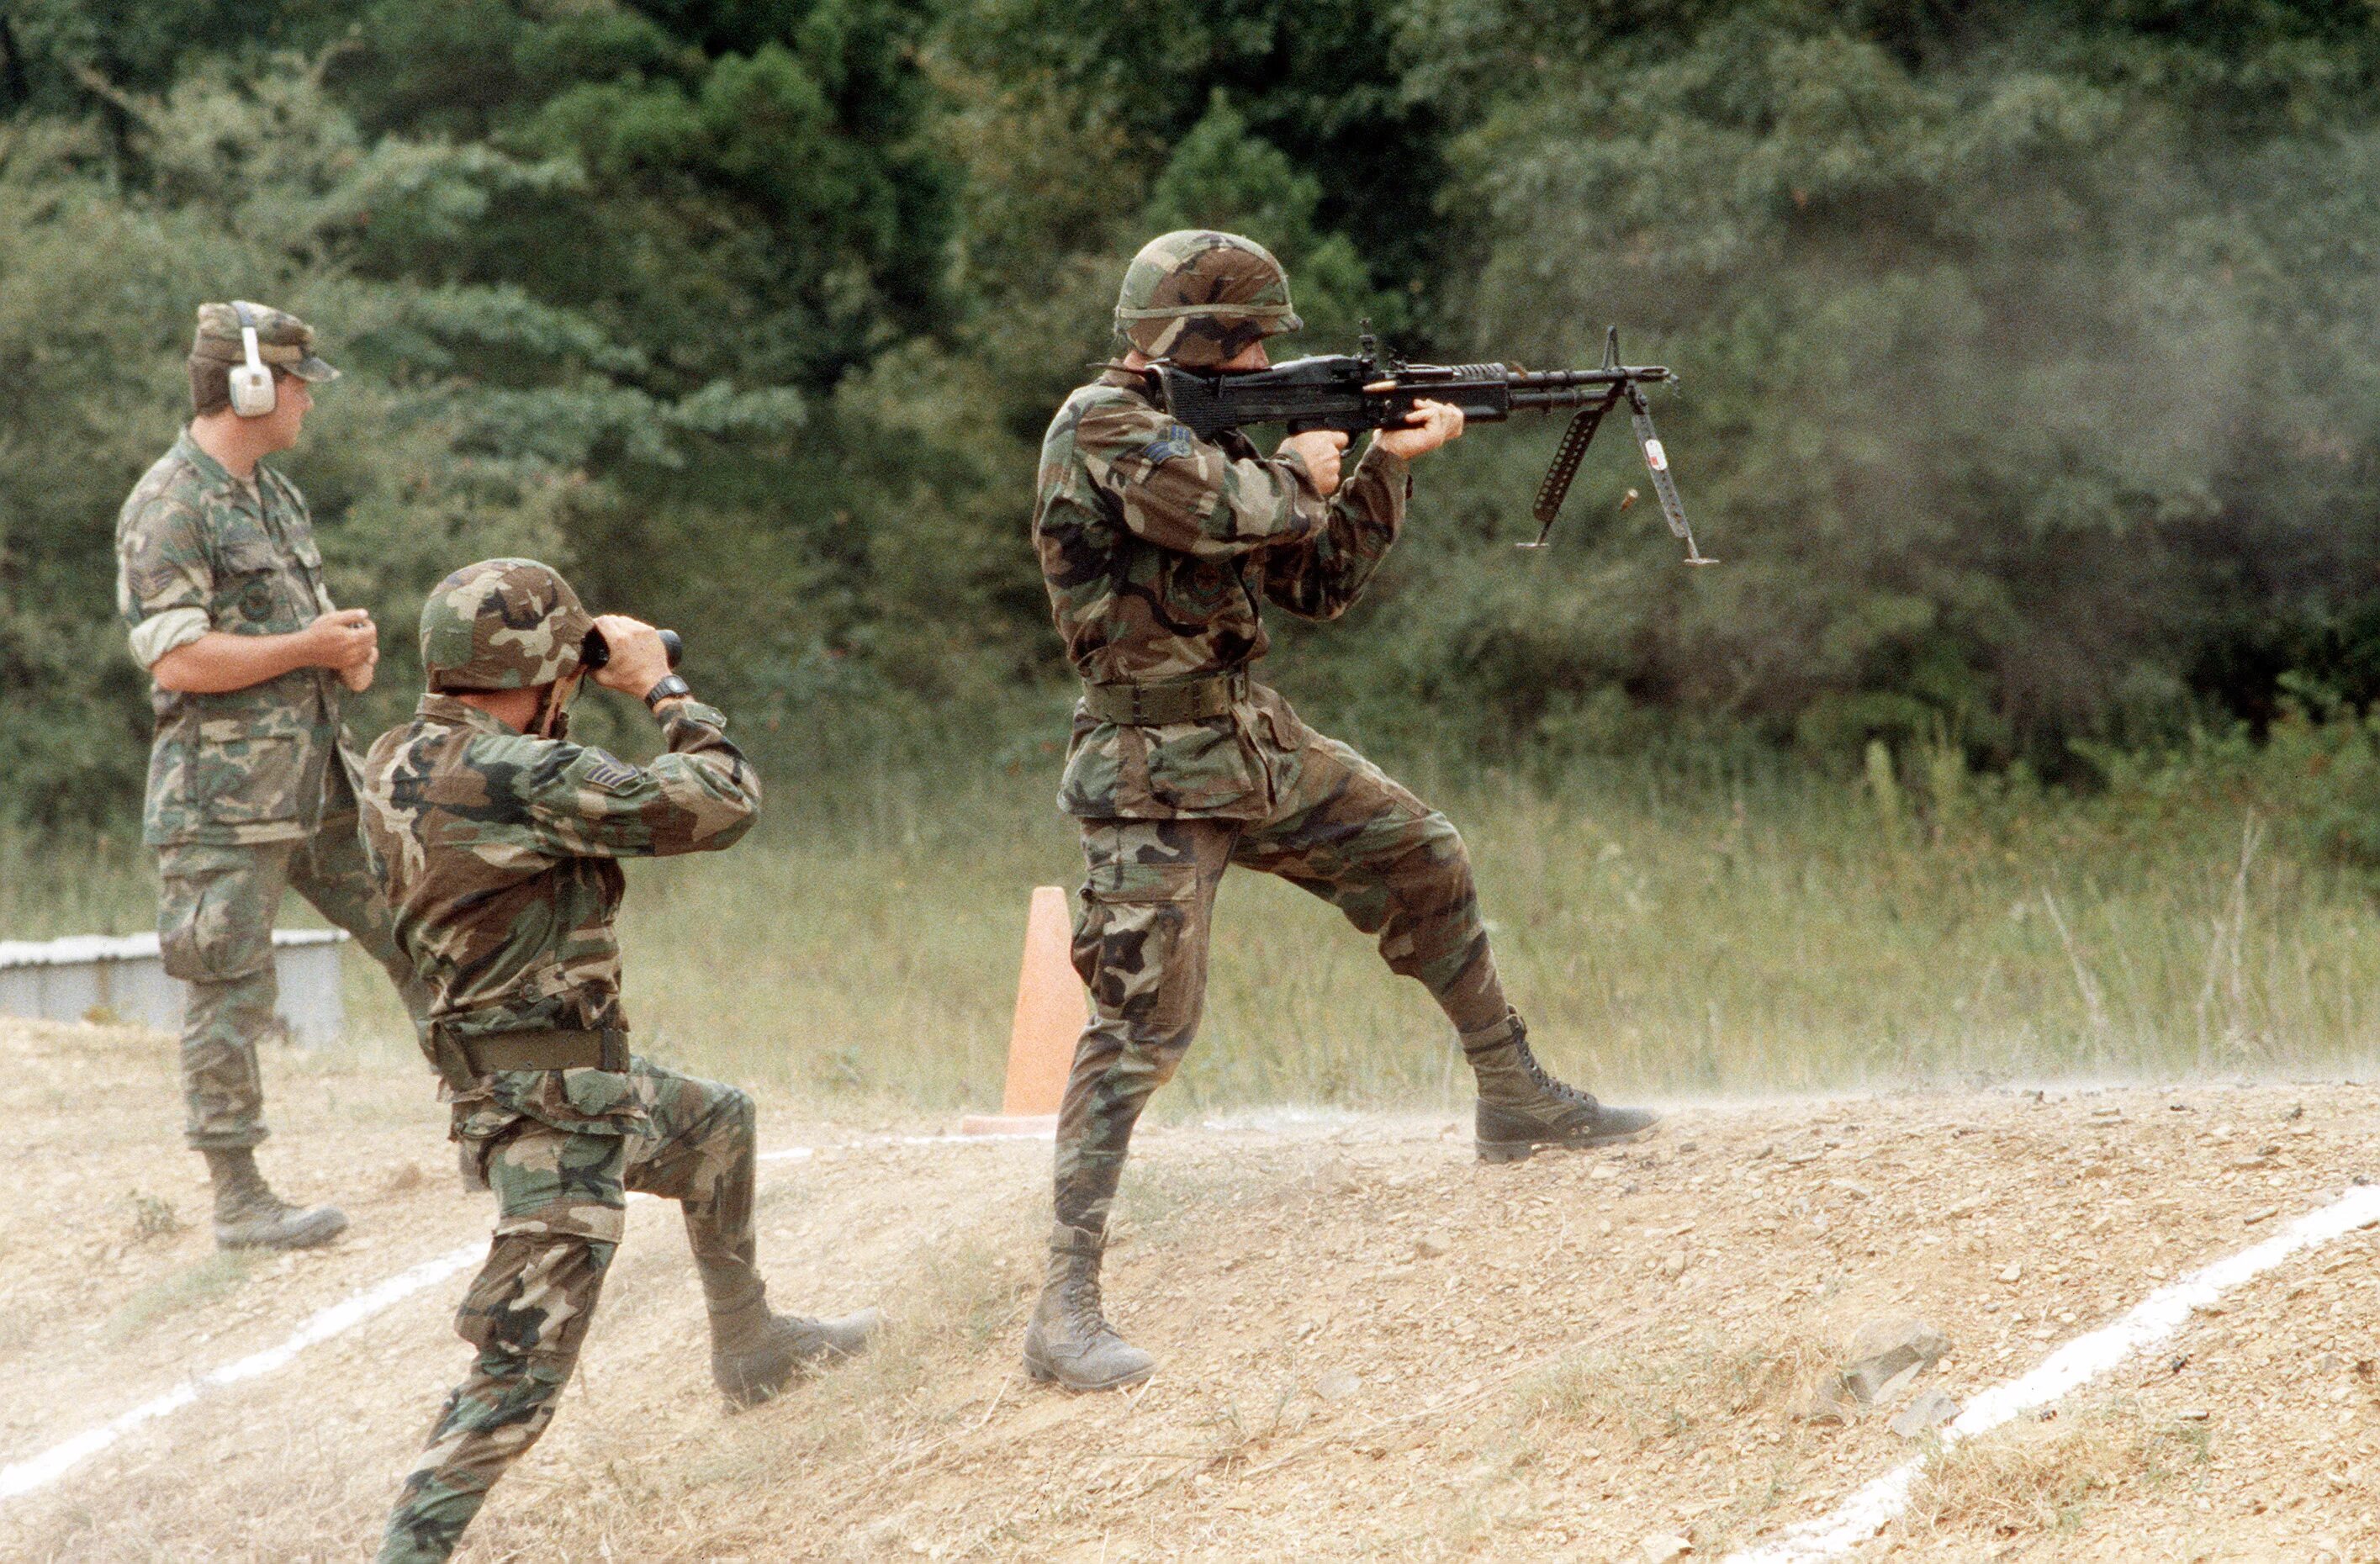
[154,808,431,1149]
[377,1059,762,1564]
[1053,726,1510,1239]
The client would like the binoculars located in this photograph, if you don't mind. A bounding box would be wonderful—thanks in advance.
[580,626,683,672]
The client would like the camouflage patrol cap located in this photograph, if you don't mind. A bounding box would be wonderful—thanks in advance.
[189,301,340,383]
[1114,230,1302,367]
[419,559,594,692]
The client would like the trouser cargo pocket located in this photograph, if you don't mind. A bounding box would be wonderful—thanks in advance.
[156,843,280,982]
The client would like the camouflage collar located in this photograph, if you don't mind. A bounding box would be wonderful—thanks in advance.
[1095,367,1154,400]
[415,692,522,736]
[171,430,270,505]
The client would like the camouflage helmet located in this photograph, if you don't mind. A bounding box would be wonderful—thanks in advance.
[1113,230,1302,367]
[418,558,594,692]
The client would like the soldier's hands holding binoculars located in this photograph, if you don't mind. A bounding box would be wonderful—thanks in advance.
[586,615,674,698]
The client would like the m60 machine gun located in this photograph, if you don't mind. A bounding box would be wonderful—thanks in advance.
[1146,325,1712,563]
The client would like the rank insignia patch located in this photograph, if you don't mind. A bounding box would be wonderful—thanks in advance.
[581,750,641,795]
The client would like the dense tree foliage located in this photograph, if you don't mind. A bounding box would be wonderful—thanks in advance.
[4,0,2379,830]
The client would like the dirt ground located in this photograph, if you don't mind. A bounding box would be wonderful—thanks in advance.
[4,1015,2380,1562]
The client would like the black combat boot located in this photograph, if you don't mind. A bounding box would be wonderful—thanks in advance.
[1463,1011,1657,1164]
[1022,1223,1155,1392]
[204,1147,348,1250]
[709,1297,881,1408]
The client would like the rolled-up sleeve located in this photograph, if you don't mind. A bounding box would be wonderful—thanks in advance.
[127,605,213,669]
[117,497,215,668]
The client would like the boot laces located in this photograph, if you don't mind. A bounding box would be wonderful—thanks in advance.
[222,1184,296,1223]
[1517,1035,1597,1111]
[1060,1266,1122,1344]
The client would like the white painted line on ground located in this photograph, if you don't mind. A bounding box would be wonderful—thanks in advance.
[1727,1183,2380,1563]
[0,1242,482,1501]
[0,1128,1047,1506]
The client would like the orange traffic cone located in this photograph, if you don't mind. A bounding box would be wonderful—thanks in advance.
[959,885,1086,1137]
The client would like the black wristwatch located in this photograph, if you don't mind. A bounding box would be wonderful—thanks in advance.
[643,674,692,711]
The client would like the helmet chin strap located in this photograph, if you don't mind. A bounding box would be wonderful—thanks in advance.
[533,676,578,739]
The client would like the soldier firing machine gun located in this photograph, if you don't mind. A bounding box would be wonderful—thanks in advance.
[1148,325,1713,564]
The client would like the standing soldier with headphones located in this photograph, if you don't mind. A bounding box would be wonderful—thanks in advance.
[113,301,433,1250]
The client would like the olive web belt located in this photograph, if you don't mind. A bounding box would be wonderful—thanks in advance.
[1080,671,1248,726]
[430,1026,629,1088]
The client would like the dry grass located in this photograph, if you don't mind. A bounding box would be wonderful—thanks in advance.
[301,754,2380,1123]
[1900,1399,2212,1540]
[104,1252,255,1343]
[22,748,2380,1127]
[1512,1324,1840,1448]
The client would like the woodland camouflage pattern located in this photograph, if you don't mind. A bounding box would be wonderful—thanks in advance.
[417,558,594,692]
[377,1060,766,1564]
[117,431,345,848]
[117,425,428,1148]
[1033,314,1512,1256]
[360,665,763,1564]
[357,692,757,1052]
[1113,230,1302,367]
[1034,367,1409,818]
[158,830,430,1148]
[1051,740,1513,1239]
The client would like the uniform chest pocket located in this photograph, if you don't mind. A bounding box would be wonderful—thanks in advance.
[214,526,295,627]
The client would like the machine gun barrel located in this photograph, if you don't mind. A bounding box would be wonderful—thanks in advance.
[1509,365,1673,393]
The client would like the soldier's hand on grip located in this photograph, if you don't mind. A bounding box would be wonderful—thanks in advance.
[1375,398,1465,461]
[587,614,673,698]
[1278,429,1347,497]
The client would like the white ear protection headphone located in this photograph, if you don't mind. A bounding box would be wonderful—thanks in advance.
[226,300,278,418]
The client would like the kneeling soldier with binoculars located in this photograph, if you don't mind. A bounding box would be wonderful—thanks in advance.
[358,558,875,1564]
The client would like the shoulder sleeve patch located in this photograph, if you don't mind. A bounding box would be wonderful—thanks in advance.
[1142,426,1197,467]
[579,749,643,796]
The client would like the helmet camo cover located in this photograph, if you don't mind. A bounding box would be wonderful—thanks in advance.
[419,558,593,691]
[1114,230,1301,368]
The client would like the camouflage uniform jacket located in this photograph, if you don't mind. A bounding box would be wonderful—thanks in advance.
[1033,368,1410,820]
[115,431,349,848]
[357,694,759,1137]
